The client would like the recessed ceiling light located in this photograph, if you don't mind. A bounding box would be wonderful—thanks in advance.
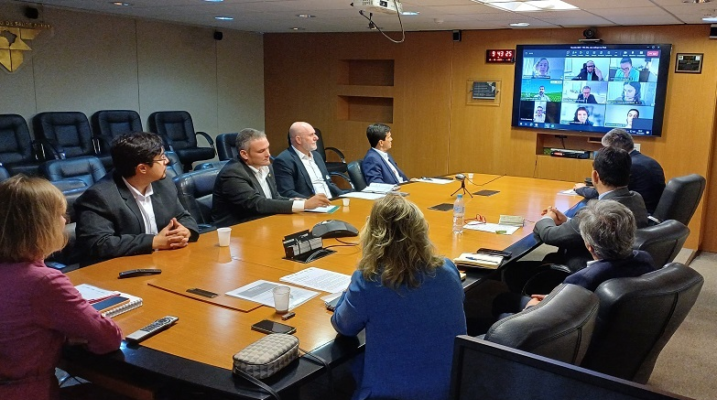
[703,16,717,21]
[685,0,711,3]
[401,11,420,16]
[510,22,530,27]
[290,27,306,31]
[214,16,234,21]
[472,0,578,12]
[296,14,315,18]
[203,0,224,2]
[110,2,131,6]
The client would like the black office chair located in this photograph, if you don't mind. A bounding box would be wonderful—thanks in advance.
[194,160,228,171]
[173,168,221,233]
[650,174,705,226]
[0,114,43,176]
[0,165,10,182]
[347,159,366,191]
[33,112,113,169]
[149,111,215,171]
[164,150,184,180]
[581,263,704,383]
[314,128,347,174]
[92,110,143,151]
[634,219,689,268]
[42,156,107,189]
[46,187,86,272]
[483,284,599,365]
[216,132,238,161]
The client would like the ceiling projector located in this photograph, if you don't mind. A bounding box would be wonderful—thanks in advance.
[352,0,403,14]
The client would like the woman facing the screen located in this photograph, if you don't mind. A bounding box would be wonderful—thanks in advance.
[0,175,122,400]
[618,81,643,105]
[533,57,550,78]
[572,106,594,126]
[625,109,640,128]
[331,195,466,400]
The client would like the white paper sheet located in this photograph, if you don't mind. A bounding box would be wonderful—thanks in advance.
[463,222,521,234]
[280,267,351,293]
[415,177,453,185]
[225,280,319,310]
[340,192,386,200]
[559,189,578,196]
[305,205,339,213]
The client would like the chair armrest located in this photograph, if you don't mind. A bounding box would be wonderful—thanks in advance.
[549,264,572,274]
[647,215,661,225]
[38,138,66,160]
[196,131,215,147]
[92,135,112,155]
[324,147,346,163]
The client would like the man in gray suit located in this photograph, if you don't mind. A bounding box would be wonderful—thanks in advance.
[535,146,649,272]
[75,132,199,266]
[211,128,330,227]
[273,121,345,199]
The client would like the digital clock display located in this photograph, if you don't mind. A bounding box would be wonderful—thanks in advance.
[486,49,515,63]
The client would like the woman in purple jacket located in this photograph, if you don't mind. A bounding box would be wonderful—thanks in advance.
[0,175,123,400]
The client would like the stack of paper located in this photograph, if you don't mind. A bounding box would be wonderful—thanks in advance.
[453,252,503,269]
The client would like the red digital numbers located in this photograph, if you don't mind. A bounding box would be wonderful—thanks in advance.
[486,49,515,63]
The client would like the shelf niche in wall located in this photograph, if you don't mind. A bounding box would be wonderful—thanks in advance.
[336,59,395,123]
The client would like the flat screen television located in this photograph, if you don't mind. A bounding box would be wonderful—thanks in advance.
[511,43,672,137]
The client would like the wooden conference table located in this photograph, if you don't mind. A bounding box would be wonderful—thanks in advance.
[63,174,578,399]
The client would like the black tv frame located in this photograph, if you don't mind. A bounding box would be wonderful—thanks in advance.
[511,43,672,137]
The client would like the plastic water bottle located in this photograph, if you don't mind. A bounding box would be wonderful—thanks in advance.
[453,194,465,234]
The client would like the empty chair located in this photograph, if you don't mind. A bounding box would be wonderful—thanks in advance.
[164,150,184,180]
[581,263,704,383]
[42,156,107,189]
[483,284,599,365]
[216,132,238,161]
[194,160,228,171]
[347,159,366,191]
[92,110,143,144]
[33,112,113,169]
[634,220,689,268]
[650,174,706,225]
[173,168,221,233]
[0,114,43,176]
[315,128,347,174]
[149,111,215,171]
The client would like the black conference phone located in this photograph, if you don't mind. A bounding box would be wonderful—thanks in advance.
[311,220,359,239]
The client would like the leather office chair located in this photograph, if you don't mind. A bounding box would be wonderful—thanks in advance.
[650,174,705,226]
[92,110,143,147]
[314,128,347,174]
[46,187,85,272]
[149,111,215,171]
[216,132,238,161]
[0,114,43,176]
[164,150,184,180]
[581,263,704,383]
[347,159,366,191]
[34,112,113,169]
[634,220,689,268]
[194,160,228,171]
[0,165,9,182]
[42,156,107,189]
[174,168,221,233]
[483,284,599,365]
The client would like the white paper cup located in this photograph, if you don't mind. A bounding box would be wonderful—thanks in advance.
[217,227,232,247]
[273,286,291,314]
[468,173,474,180]
[342,198,350,207]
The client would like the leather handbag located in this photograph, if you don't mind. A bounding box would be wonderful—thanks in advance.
[233,333,299,379]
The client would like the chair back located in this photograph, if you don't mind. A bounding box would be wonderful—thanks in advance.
[347,159,367,191]
[195,160,228,171]
[216,133,238,161]
[149,111,197,150]
[42,156,107,188]
[0,165,9,182]
[34,112,95,158]
[174,168,221,225]
[93,110,143,141]
[484,284,599,365]
[164,150,184,179]
[634,220,689,268]
[0,114,41,175]
[581,263,704,383]
[652,174,706,225]
[314,127,328,161]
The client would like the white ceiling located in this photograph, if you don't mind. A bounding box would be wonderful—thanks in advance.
[8,0,717,33]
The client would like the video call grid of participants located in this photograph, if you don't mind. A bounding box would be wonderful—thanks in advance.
[518,51,661,132]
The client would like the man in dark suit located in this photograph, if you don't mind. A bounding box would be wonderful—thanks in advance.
[535,147,649,273]
[273,122,345,199]
[576,86,598,104]
[361,123,409,185]
[574,129,665,213]
[75,132,199,266]
[211,128,330,228]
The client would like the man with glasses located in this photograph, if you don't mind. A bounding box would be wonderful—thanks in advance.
[574,60,604,81]
[75,131,199,266]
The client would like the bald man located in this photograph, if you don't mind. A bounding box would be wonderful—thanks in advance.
[273,121,346,199]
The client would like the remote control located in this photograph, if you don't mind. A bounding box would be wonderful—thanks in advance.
[118,269,162,279]
[125,316,178,343]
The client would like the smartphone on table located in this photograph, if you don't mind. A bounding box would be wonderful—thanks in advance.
[251,319,296,335]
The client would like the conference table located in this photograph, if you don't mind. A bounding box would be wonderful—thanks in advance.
[62,174,578,399]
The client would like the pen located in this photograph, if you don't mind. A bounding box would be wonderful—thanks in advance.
[281,312,296,320]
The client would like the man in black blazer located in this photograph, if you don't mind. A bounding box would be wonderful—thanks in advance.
[211,128,330,227]
[574,129,665,213]
[273,122,345,199]
[75,132,199,266]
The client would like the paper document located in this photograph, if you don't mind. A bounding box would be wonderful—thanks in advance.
[464,222,521,235]
[280,267,351,293]
[305,205,339,213]
[225,280,318,311]
[363,182,398,194]
[416,177,453,185]
[75,284,120,304]
[559,189,578,196]
[341,192,385,200]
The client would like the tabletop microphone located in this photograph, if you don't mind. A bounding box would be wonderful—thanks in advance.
[455,174,465,181]
[451,174,472,197]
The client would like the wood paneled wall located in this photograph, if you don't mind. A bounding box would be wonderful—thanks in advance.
[264,26,717,251]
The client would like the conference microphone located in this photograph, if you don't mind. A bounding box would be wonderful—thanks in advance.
[455,174,465,181]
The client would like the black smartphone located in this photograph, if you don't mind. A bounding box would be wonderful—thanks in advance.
[251,319,296,335]
[186,288,218,298]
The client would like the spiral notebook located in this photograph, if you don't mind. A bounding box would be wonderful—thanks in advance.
[76,284,143,318]
[101,293,143,318]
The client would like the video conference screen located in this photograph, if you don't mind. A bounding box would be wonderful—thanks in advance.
[511,44,672,137]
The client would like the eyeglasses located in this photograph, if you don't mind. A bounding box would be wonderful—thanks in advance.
[149,153,168,164]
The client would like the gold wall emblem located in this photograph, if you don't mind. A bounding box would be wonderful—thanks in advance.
[0,21,51,72]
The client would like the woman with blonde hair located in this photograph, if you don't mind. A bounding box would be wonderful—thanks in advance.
[331,195,466,400]
[0,175,122,400]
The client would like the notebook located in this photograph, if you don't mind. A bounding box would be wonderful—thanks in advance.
[101,293,143,318]
[453,252,504,269]
[76,284,143,318]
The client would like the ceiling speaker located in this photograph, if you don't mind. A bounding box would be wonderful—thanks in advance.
[214,31,223,41]
[24,6,39,20]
